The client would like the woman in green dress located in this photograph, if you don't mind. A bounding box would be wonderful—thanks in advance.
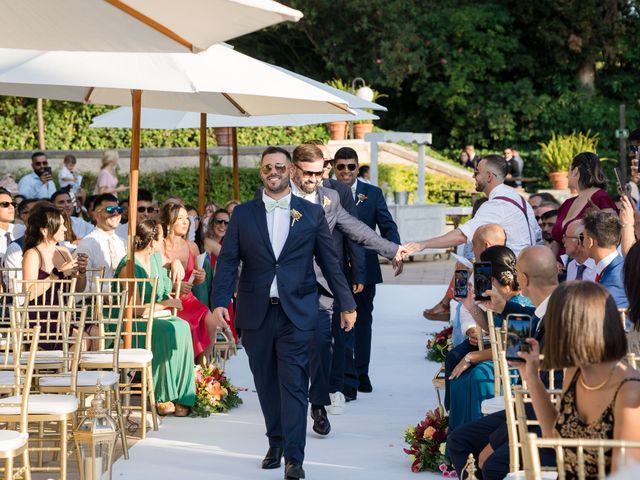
[115,219,196,417]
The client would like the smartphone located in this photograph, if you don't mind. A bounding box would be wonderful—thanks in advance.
[473,262,492,301]
[40,166,53,177]
[453,269,469,297]
[505,314,532,362]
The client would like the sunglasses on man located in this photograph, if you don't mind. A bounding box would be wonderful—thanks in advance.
[137,206,156,213]
[261,164,287,175]
[335,163,357,172]
[0,201,16,209]
[104,206,124,215]
[323,159,333,168]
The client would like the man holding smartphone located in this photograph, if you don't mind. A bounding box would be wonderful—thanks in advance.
[18,152,57,199]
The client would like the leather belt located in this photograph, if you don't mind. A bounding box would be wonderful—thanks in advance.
[270,297,280,304]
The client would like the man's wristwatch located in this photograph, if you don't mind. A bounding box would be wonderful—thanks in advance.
[464,353,474,364]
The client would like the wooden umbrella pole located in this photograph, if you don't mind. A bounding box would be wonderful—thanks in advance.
[232,127,239,200]
[198,113,207,214]
[124,89,142,349]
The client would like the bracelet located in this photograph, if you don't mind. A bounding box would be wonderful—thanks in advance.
[622,224,633,228]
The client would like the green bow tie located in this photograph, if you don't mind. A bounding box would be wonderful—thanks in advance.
[264,197,290,212]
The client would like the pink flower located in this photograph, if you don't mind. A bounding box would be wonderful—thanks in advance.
[439,464,448,472]
[443,472,451,478]
[375,58,382,64]
[449,471,458,478]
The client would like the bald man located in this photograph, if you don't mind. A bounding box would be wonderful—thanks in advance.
[443,224,507,409]
[448,245,559,480]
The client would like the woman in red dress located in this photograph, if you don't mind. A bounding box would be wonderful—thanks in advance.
[161,203,226,364]
[550,152,617,258]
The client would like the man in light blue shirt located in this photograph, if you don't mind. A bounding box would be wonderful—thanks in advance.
[18,152,57,199]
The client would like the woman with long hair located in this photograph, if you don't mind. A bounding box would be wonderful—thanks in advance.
[447,245,533,431]
[161,203,226,363]
[517,282,640,477]
[550,152,617,257]
[115,219,196,416]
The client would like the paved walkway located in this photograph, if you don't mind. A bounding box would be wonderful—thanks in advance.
[382,257,456,286]
[112,284,450,480]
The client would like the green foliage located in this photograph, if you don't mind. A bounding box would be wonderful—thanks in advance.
[538,131,599,173]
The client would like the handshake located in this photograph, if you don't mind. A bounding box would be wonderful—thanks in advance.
[392,242,425,276]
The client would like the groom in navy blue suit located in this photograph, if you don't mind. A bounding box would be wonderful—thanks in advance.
[211,146,356,480]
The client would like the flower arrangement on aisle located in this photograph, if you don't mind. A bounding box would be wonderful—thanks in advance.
[403,407,455,476]
[426,326,453,362]
[191,362,243,417]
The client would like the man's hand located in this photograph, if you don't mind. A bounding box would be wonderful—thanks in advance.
[482,287,507,314]
[40,172,52,184]
[352,283,364,294]
[212,307,230,328]
[402,241,425,255]
[392,256,404,276]
[340,310,357,332]
[466,326,479,346]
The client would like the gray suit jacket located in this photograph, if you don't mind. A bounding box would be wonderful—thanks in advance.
[314,185,398,311]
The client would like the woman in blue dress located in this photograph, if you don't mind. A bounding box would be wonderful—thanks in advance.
[447,245,533,431]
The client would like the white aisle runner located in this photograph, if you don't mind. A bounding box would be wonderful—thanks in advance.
[113,284,448,479]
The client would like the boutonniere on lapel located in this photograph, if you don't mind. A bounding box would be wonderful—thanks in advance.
[322,195,332,208]
[290,209,302,227]
[356,193,368,206]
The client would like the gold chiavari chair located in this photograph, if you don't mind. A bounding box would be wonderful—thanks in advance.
[0,267,22,295]
[47,291,129,459]
[4,304,84,480]
[87,278,159,439]
[524,433,640,480]
[481,310,506,415]
[0,326,39,480]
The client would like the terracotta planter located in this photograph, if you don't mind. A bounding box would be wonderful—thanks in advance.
[354,122,374,139]
[214,127,232,146]
[548,171,569,190]
[327,121,348,141]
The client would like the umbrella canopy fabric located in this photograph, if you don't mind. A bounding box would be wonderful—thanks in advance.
[90,106,378,129]
[0,46,350,116]
[0,0,303,53]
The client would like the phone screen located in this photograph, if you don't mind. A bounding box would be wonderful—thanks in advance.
[473,262,492,301]
[454,269,469,297]
[505,314,532,362]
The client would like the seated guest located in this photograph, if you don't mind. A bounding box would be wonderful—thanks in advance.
[528,193,559,212]
[18,152,56,200]
[448,245,559,480]
[563,220,596,281]
[448,245,532,432]
[583,210,628,308]
[539,209,558,247]
[0,188,25,263]
[51,189,94,240]
[115,189,155,241]
[517,282,640,477]
[115,220,196,417]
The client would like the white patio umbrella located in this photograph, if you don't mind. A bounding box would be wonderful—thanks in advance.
[0,45,351,314]
[0,0,303,53]
[90,106,379,210]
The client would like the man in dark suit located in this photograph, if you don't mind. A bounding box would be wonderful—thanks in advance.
[447,245,559,480]
[211,146,357,480]
[289,143,405,434]
[333,146,401,397]
[583,210,629,308]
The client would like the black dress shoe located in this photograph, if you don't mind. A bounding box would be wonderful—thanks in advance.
[261,447,284,469]
[284,461,305,479]
[358,374,373,393]
[343,385,357,402]
[310,405,331,435]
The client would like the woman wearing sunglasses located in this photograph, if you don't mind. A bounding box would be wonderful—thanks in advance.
[161,203,227,364]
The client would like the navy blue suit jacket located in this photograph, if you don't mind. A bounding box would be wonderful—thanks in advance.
[599,253,628,308]
[211,195,355,331]
[354,181,400,284]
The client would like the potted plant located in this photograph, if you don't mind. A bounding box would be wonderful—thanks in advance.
[325,78,353,140]
[539,130,599,189]
[213,127,233,146]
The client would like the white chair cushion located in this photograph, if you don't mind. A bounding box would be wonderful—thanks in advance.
[0,394,78,415]
[505,470,557,479]
[481,395,505,415]
[7,350,64,365]
[0,431,28,452]
[40,371,119,388]
[81,348,152,365]
[0,371,22,386]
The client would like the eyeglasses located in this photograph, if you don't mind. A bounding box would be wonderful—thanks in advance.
[323,159,333,168]
[300,169,324,179]
[562,233,584,243]
[33,160,48,166]
[0,201,16,209]
[137,206,156,213]
[104,206,124,215]
[261,163,287,174]
[214,219,229,226]
[335,163,357,172]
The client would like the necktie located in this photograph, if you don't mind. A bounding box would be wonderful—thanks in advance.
[595,272,602,283]
[107,235,119,270]
[4,231,11,247]
[576,264,587,280]
[351,183,357,200]
[264,197,290,213]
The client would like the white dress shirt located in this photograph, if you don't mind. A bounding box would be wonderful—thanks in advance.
[263,191,291,298]
[115,223,129,243]
[0,224,25,260]
[76,227,127,282]
[534,295,551,334]
[566,257,597,282]
[290,183,318,204]
[459,184,540,255]
[595,250,619,277]
[17,172,56,199]
[70,216,95,239]
[350,178,359,200]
